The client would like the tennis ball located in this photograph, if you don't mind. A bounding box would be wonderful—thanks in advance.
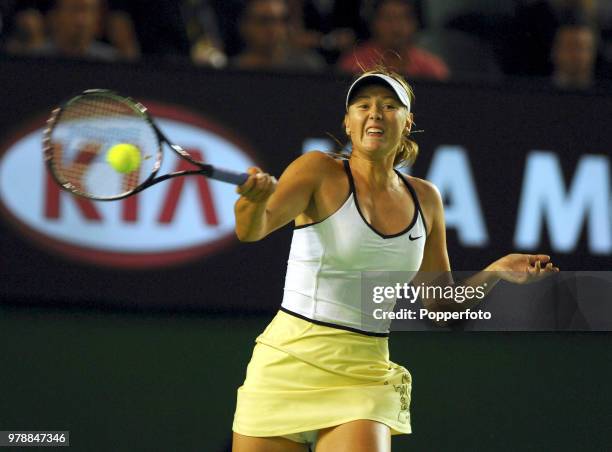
[106,143,141,174]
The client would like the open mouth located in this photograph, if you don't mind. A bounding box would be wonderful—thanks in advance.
[366,127,384,137]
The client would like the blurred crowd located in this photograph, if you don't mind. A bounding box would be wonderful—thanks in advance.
[1,0,611,90]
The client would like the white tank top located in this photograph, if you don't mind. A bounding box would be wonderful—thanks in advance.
[281,159,427,336]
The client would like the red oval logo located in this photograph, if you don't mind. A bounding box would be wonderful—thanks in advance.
[0,102,258,268]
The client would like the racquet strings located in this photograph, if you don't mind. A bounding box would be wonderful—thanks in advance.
[48,93,159,199]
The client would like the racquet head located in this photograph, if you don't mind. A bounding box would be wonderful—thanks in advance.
[43,89,162,200]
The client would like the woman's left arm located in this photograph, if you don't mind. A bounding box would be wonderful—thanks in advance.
[410,178,559,314]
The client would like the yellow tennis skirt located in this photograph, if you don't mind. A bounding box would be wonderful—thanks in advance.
[232,310,412,438]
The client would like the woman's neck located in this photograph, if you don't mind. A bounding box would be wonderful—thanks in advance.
[349,154,400,190]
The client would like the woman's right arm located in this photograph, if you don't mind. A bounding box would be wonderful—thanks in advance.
[234,151,330,242]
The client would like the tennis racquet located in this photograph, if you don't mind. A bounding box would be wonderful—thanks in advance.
[43,89,249,201]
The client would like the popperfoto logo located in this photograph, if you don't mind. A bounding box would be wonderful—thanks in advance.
[0,102,258,268]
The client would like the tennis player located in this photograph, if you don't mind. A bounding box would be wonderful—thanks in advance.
[231,68,558,452]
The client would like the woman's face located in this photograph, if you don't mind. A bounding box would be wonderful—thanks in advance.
[345,84,411,158]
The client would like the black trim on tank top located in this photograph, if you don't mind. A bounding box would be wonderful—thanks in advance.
[279,307,390,337]
[294,221,322,230]
[345,160,419,239]
[395,171,428,235]
[343,159,356,193]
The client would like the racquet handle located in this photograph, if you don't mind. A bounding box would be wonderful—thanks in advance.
[208,167,250,185]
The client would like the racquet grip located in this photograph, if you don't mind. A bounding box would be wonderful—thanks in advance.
[209,167,250,185]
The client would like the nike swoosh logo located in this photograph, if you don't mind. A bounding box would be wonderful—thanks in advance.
[409,234,423,241]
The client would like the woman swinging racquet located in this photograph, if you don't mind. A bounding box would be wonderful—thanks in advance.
[231,67,558,452]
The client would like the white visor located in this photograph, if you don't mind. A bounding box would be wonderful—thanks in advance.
[345,74,411,112]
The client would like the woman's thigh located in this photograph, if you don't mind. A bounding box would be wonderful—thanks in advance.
[315,420,391,452]
[232,432,309,452]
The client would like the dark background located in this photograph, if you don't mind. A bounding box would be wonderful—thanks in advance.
[0,57,610,451]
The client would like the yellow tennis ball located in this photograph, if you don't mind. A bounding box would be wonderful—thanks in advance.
[106,143,141,174]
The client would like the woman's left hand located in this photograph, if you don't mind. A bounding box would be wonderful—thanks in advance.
[486,253,559,284]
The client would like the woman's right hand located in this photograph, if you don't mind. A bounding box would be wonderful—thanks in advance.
[236,167,277,204]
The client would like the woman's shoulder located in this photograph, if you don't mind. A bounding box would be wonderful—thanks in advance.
[295,150,343,164]
[402,176,444,234]
[404,175,443,209]
[290,150,347,176]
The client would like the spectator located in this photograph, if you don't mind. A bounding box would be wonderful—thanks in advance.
[513,0,597,76]
[3,8,46,55]
[232,0,326,72]
[33,0,119,61]
[551,19,598,89]
[338,0,450,81]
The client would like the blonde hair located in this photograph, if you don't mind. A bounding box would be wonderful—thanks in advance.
[342,66,419,168]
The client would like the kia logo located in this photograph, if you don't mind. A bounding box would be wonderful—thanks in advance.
[0,102,258,268]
